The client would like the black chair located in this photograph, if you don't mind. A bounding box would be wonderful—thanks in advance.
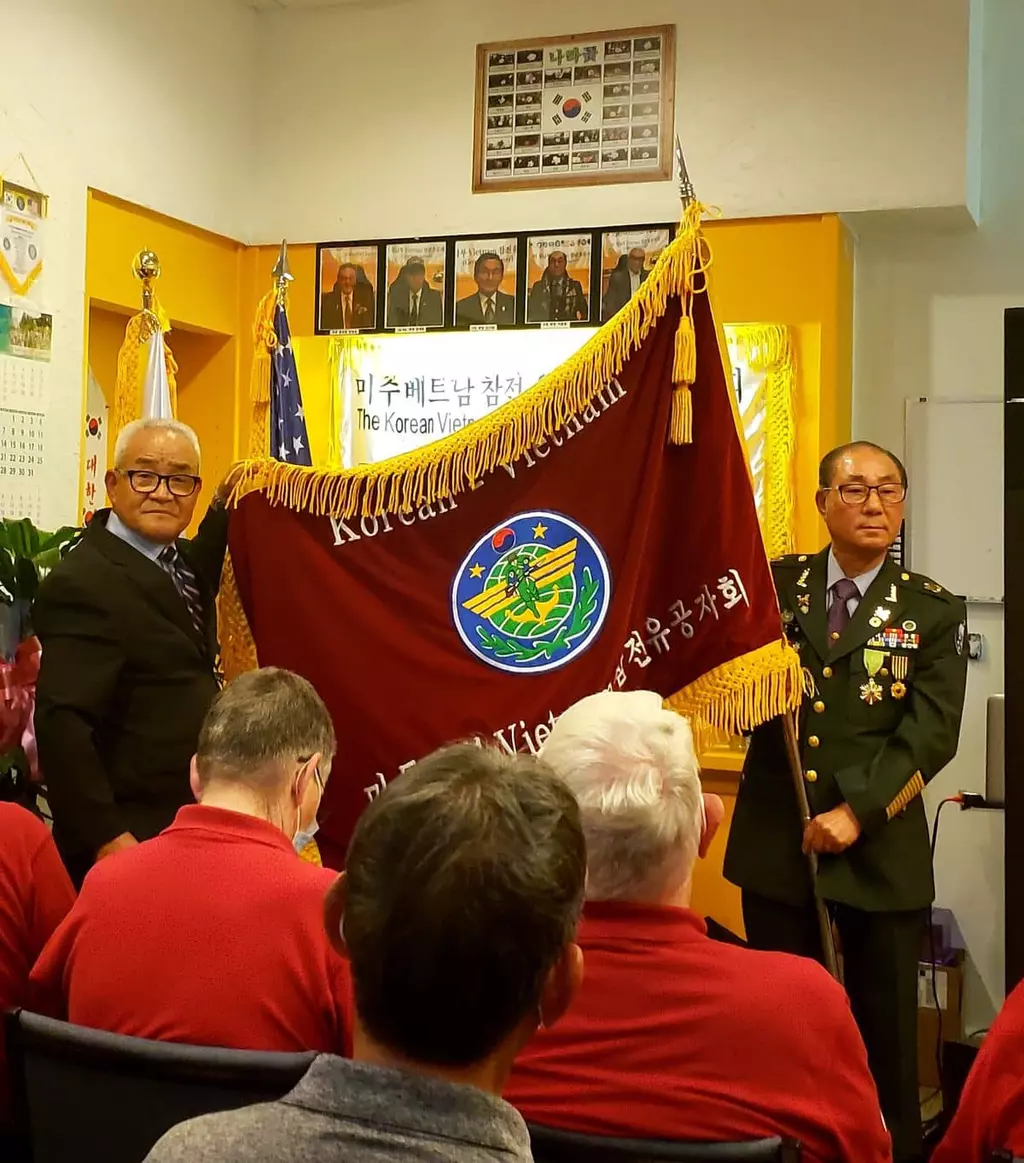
[528,1123,801,1163]
[5,1009,316,1163]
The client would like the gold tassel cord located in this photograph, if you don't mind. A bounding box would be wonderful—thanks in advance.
[729,323,796,560]
[247,290,278,459]
[111,300,177,441]
[886,770,925,820]
[218,550,259,682]
[666,638,803,754]
[229,201,713,521]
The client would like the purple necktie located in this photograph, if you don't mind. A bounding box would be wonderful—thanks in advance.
[828,577,860,642]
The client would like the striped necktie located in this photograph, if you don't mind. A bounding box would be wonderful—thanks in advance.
[159,545,205,639]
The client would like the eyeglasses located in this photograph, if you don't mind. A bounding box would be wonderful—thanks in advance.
[123,470,201,498]
[826,483,906,506]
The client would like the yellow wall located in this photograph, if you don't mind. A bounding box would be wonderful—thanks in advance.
[85,200,853,938]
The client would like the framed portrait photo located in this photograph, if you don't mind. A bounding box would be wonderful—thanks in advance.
[384,240,448,331]
[599,225,671,322]
[316,244,380,334]
[473,25,675,193]
[452,236,518,330]
[524,232,594,326]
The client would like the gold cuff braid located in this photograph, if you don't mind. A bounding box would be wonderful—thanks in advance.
[886,770,925,820]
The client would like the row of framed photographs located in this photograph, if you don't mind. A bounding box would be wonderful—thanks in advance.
[315,223,675,336]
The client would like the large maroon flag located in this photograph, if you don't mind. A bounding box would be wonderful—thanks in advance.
[225,233,800,870]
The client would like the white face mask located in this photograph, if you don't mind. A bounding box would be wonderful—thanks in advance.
[293,766,324,853]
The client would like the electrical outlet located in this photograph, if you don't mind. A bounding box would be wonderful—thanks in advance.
[968,632,984,661]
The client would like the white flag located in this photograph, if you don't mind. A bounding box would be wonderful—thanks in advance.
[141,329,173,419]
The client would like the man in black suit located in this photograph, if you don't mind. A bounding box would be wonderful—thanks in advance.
[602,247,650,321]
[33,418,235,884]
[454,253,516,328]
[319,263,376,331]
[386,258,443,329]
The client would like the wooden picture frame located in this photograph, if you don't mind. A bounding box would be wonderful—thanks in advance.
[473,25,676,194]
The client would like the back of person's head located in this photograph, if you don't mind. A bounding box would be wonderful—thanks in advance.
[193,674,335,809]
[541,690,707,903]
[335,743,585,1069]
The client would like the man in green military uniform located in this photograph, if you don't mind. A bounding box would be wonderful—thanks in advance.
[724,441,968,1163]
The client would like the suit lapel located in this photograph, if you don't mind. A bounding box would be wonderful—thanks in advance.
[785,547,830,661]
[829,556,904,664]
[89,514,208,656]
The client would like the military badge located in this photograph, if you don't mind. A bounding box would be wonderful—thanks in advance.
[797,568,810,589]
[782,609,794,623]
[890,681,907,700]
[860,678,884,705]
[874,606,891,623]
[886,583,898,603]
[453,511,611,673]
[797,594,810,615]
[890,653,910,699]
[956,621,966,655]
[902,620,917,632]
[869,617,882,628]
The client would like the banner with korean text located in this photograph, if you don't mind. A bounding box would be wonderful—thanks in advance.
[223,211,802,868]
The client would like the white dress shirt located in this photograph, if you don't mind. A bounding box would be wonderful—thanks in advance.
[825,548,886,619]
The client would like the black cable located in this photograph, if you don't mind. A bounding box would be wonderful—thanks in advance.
[925,796,962,1108]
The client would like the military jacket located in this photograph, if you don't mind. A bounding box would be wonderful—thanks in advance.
[723,546,968,912]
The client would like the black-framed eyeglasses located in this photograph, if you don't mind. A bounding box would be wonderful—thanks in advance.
[826,483,906,506]
[123,470,201,498]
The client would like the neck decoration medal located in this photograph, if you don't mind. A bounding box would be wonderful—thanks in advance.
[890,653,909,699]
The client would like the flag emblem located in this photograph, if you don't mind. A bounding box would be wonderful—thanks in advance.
[562,98,583,118]
[452,511,611,674]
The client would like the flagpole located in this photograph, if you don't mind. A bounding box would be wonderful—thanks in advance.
[673,135,838,978]
[133,249,162,341]
[272,238,293,306]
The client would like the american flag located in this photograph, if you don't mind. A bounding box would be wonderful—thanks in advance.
[270,302,312,465]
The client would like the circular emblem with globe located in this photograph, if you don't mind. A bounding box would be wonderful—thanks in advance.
[452,511,611,674]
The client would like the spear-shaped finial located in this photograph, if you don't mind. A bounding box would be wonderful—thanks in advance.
[272,239,293,303]
[675,136,695,207]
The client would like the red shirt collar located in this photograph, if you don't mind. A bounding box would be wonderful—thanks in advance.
[166,804,294,854]
[580,900,709,945]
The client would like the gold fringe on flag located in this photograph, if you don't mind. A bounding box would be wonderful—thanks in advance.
[247,290,278,459]
[218,550,259,682]
[111,300,177,441]
[666,637,803,753]
[729,323,797,560]
[228,201,712,521]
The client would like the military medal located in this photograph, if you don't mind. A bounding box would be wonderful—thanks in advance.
[890,653,909,699]
[861,648,886,705]
[797,568,810,589]
[797,594,810,615]
[782,609,794,623]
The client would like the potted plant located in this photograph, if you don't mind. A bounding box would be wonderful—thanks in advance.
[0,517,80,803]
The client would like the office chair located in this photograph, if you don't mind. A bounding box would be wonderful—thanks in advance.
[5,1009,316,1163]
[528,1122,801,1163]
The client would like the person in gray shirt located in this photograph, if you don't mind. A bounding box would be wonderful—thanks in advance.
[145,742,587,1163]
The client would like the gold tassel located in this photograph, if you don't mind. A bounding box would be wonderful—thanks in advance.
[247,290,278,459]
[217,551,259,682]
[673,310,696,384]
[112,308,168,441]
[669,385,692,444]
[729,323,796,558]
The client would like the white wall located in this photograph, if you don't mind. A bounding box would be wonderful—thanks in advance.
[0,0,257,527]
[852,0,1022,1032]
[249,0,970,243]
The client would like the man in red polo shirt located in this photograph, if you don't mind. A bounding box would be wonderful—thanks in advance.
[505,691,891,1163]
[0,803,75,1128]
[30,668,351,1056]
[931,978,1024,1162]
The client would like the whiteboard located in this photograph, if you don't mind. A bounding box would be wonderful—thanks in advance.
[905,397,1002,602]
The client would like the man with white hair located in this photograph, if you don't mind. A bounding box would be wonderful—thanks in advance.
[34,418,236,884]
[506,691,891,1163]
